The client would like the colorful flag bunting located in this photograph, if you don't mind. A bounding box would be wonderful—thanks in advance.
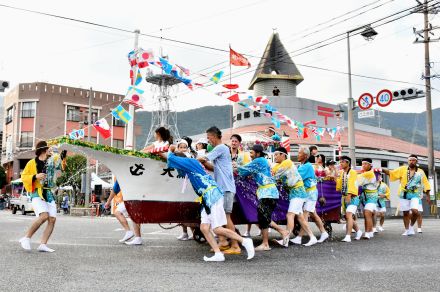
[124,86,145,108]
[227,93,240,102]
[223,84,239,90]
[69,129,85,140]
[210,71,224,84]
[281,136,290,152]
[128,50,137,67]
[136,48,154,68]
[159,57,173,74]
[112,105,132,124]
[230,46,251,68]
[93,118,111,139]
[176,64,190,76]
[254,96,269,104]
[271,117,281,128]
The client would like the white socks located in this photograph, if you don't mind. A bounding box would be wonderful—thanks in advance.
[204,252,225,262]
[37,244,55,253]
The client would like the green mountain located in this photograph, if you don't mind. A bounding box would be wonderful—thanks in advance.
[135,105,440,150]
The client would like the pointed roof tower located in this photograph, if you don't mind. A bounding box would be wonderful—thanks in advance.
[248,32,303,90]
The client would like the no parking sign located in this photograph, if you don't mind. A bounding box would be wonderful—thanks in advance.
[376,89,393,107]
[358,93,374,110]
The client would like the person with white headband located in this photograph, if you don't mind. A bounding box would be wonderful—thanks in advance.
[357,158,378,239]
[336,156,363,242]
[374,174,390,232]
[382,154,431,236]
[271,147,317,247]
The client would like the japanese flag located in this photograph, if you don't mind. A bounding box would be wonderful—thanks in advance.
[136,48,154,68]
[123,86,146,109]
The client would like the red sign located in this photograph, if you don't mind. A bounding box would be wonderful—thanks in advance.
[376,89,393,107]
[317,106,334,125]
[358,93,374,110]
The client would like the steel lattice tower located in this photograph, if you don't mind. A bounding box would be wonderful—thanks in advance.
[144,74,181,146]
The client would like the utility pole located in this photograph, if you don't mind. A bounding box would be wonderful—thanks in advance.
[85,87,93,206]
[414,0,439,214]
[126,29,140,150]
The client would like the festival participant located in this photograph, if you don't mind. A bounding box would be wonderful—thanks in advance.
[104,180,142,245]
[382,154,430,236]
[265,127,281,142]
[307,145,318,163]
[271,147,317,247]
[336,156,363,242]
[195,138,208,157]
[291,146,328,245]
[142,127,173,152]
[375,175,390,232]
[314,154,326,178]
[19,141,67,252]
[175,139,196,240]
[236,144,280,251]
[167,145,254,262]
[198,126,240,255]
[357,158,378,239]
[325,160,338,180]
[411,199,424,233]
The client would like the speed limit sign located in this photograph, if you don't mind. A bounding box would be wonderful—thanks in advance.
[376,89,393,107]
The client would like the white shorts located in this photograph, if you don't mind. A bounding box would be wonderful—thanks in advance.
[288,197,306,215]
[32,197,57,218]
[418,204,423,212]
[400,198,419,212]
[376,207,386,213]
[364,203,377,212]
[346,204,358,214]
[304,199,316,213]
[116,202,129,217]
[201,198,227,230]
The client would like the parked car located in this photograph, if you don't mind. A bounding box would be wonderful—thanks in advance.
[9,179,34,215]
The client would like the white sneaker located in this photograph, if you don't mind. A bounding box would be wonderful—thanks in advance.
[407,227,415,236]
[417,228,422,233]
[243,231,251,237]
[341,235,351,242]
[274,238,289,248]
[268,228,272,233]
[177,233,189,241]
[19,237,31,251]
[203,252,225,262]
[373,228,378,233]
[290,236,302,245]
[402,230,409,236]
[318,232,329,243]
[303,236,318,247]
[241,238,255,260]
[363,233,370,240]
[119,231,134,243]
[256,230,262,236]
[37,244,55,253]
[378,226,384,232]
[355,230,363,240]
[125,237,143,245]
[368,232,374,238]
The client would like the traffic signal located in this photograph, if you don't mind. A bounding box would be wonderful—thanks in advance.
[392,88,418,101]
[0,80,9,92]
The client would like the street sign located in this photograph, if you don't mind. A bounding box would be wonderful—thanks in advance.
[358,109,375,119]
[358,93,374,110]
[376,89,393,107]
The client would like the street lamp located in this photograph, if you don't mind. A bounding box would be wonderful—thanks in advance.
[346,25,378,164]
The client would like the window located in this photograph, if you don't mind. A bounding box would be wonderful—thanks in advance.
[253,111,261,117]
[244,111,250,119]
[82,109,98,125]
[113,139,124,149]
[356,159,362,167]
[20,132,33,148]
[236,113,242,121]
[89,137,97,144]
[381,160,388,168]
[112,116,125,127]
[5,106,13,124]
[66,106,80,122]
[21,102,36,118]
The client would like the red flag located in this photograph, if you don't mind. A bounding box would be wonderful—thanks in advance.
[223,84,239,90]
[281,137,290,152]
[93,118,111,139]
[227,93,240,102]
[230,46,251,68]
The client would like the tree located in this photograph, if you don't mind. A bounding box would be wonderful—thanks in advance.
[0,165,6,189]
[56,154,87,195]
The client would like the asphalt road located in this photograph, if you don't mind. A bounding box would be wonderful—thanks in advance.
[1,210,440,292]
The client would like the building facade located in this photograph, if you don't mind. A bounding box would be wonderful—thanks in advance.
[2,82,137,184]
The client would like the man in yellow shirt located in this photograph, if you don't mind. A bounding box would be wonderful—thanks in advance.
[336,156,363,242]
[374,175,390,232]
[382,154,431,236]
[357,158,378,239]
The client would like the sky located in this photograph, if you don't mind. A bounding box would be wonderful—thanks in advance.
[0,0,439,114]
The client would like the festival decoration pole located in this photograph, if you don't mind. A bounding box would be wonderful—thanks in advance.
[229,44,233,133]
[85,87,93,207]
[126,29,140,150]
